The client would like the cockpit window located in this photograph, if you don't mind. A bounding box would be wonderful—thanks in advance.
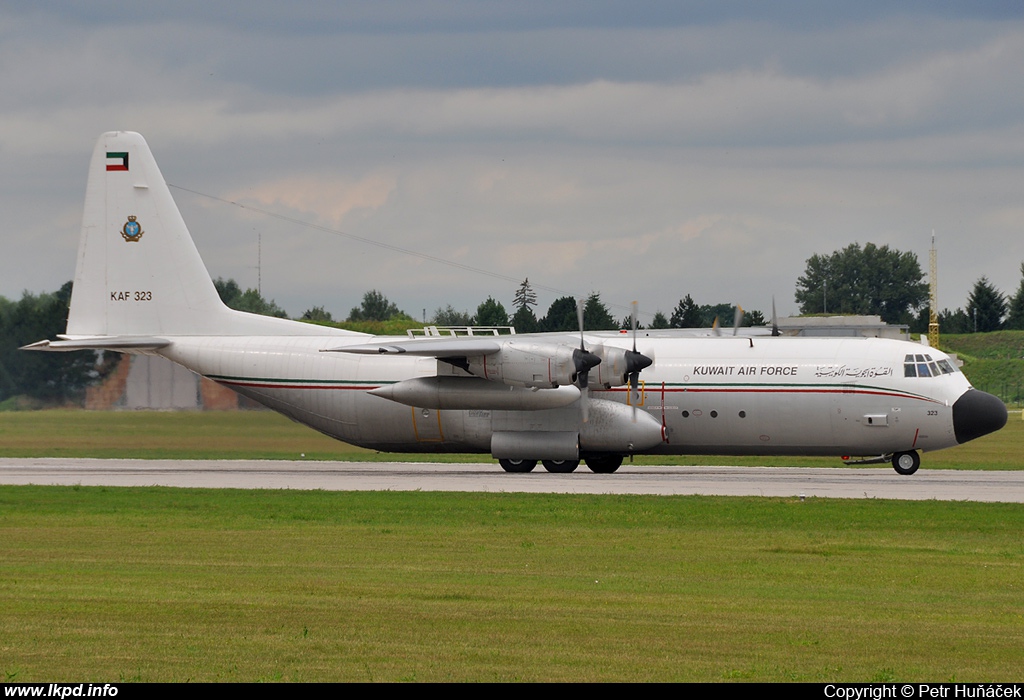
[904,353,960,378]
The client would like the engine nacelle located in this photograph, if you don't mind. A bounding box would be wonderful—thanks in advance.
[466,341,578,388]
[592,343,656,388]
[593,345,629,387]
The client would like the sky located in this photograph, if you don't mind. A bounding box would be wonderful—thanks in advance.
[3,1,1024,324]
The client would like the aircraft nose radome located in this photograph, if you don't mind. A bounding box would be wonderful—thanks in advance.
[952,389,1008,444]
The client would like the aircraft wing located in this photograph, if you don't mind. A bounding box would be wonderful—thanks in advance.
[324,338,502,357]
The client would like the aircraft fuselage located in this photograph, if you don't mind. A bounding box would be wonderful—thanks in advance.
[160,333,975,459]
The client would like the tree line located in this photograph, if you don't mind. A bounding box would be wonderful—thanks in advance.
[333,281,765,333]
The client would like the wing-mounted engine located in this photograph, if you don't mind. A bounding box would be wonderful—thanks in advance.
[592,343,655,388]
[465,340,579,388]
[591,303,655,410]
[328,336,589,410]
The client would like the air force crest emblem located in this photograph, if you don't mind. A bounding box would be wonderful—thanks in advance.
[120,215,144,242]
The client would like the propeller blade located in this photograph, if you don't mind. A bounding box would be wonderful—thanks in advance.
[732,305,744,336]
[771,297,780,337]
[577,297,586,347]
[623,301,653,415]
[631,301,638,352]
[573,297,600,422]
[712,316,721,337]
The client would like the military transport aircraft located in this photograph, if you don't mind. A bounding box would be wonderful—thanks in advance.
[25,132,1008,475]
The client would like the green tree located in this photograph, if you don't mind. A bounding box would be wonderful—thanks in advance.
[513,278,537,312]
[700,302,735,328]
[583,292,616,330]
[300,306,334,323]
[213,277,288,318]
[432,305,474,326]
[670,295,703,328]
[540,296,579,332]
[619,315,644,331]
[794,243,928,324]
[348,290,405,322]
[965,277,1006,333]
[1005,263,1024,331]
[510,305,540,333]
[475,297,509,327]
[649,311,670,329]
[938,308,971,334]
[0,282,106,404]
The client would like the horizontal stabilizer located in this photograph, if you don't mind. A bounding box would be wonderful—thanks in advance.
[21,336,171,352]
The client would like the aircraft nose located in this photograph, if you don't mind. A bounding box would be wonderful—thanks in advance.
[952,389,1008,444]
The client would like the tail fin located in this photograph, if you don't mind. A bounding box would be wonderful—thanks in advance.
[66,132,335,338]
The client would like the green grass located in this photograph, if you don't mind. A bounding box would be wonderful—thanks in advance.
[0,487,1021,682]
[0,408,1019,469]
[942,331,1024,405]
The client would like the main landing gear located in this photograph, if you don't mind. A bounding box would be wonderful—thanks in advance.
[891,450,921,476]
[498,459,536,473]
[498,455,625,474]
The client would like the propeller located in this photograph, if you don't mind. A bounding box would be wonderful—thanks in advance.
[713,305,744,337]
[771,297,780,337]
[732,305,744,335]
[623,301,653,409]
[573,298,601,422]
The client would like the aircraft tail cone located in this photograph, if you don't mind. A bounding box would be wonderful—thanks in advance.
[952,389,1007,444]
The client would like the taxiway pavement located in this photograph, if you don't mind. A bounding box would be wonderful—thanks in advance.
[1,458,1023,502]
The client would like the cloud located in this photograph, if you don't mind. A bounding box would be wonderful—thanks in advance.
[227,173,396,226]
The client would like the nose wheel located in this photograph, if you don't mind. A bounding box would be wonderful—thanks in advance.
[891,450,920,475]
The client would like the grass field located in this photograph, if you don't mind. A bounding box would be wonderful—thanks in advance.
[1,487,1021,682]
[1,408,1020,682]
[0,408,1020,469]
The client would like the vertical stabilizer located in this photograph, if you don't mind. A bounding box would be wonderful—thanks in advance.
[65,132,361,339]
[67,132,230,336]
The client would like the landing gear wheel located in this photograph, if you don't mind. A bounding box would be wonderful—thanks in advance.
[499,458,537,473]
[542,459,579,473]
[585,455,623,474]
[891,450,920,476]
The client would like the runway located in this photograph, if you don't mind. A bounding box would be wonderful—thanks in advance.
[2,458,1023,502]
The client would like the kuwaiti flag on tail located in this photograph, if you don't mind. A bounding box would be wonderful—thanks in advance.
[106,151,129,171]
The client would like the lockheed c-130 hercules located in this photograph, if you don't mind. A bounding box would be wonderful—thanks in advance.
[25,132,1008,475]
